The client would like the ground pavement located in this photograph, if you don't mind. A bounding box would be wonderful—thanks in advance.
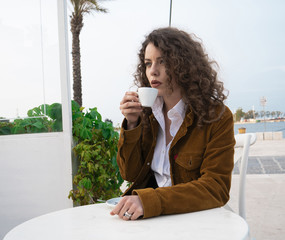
[228,139,285,240]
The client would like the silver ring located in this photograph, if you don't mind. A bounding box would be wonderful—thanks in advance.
[123,211,132,219]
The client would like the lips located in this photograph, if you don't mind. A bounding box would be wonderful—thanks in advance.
[151,80,161,88]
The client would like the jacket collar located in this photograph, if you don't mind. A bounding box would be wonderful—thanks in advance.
[184,108,194,128]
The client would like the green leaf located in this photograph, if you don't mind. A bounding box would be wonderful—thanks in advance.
[32,107,42,116]
[79,177,92,190]
[52,120,62,132]
[21,119,32,127]
[48,103,62,120]
[102,129,110,139]
[87,163,94,173]
[72,100,80,112]
[80,128,92,140]
[27,109,34,117]
[89,108,102,121]
[11,126,25,134]
[72,112,83,121]
[32,121,44,129]
[83,117,91,128]
[0,126,11,135]
[73,125,81,137]
[111,155,117,167]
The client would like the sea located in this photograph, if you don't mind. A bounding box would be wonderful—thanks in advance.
[234,121,285,138]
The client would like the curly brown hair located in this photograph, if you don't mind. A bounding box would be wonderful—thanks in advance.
[134,27,227,127]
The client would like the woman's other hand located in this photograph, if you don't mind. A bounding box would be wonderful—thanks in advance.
[110,195,144,221]
[119,91,142,130]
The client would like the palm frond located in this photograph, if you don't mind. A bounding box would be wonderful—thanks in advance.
[70,0,108,17]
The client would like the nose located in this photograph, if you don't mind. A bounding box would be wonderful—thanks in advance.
[149,62,159,76]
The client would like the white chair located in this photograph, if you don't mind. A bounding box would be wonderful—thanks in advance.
[224,133,257,217]
[224,133,257,240]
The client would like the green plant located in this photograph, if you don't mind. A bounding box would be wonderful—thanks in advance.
[68,101,123,205]
[27,103,62,132]
[0,121,13,135]
[0,103,62,135]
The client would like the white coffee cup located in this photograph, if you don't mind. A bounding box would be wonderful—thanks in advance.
[138,87,158,107]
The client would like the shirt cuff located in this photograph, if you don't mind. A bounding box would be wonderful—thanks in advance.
[132,188,162,218]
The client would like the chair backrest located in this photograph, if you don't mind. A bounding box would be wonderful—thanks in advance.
[234,133,257,220]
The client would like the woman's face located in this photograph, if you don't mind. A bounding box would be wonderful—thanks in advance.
[144,43,180,98]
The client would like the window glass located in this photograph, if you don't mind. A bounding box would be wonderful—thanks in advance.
[0,0,62,134]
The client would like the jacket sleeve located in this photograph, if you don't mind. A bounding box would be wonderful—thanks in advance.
[133,107,235,218]
[116,118,144,182]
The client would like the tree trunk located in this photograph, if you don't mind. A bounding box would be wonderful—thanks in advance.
[70,14,84,107]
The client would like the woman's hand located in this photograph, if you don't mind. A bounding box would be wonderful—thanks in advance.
[119,91,142,130]
[110,195,144,221]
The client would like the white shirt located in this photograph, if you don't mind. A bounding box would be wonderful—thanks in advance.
[151,97,186,187]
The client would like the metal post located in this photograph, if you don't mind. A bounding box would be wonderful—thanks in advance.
[169,0,173,27]
[260,97,267,140]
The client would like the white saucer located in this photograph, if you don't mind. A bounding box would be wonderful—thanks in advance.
[106,197,122,208]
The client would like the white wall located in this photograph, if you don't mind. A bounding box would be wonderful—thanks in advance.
[0,132,73,239]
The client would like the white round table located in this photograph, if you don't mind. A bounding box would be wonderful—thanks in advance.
[4,204,249,240]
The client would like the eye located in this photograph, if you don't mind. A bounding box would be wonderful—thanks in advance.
[159,59,165,65]
[145,61,152,67]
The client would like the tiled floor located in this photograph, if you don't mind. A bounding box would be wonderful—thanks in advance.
[233,156,285,174]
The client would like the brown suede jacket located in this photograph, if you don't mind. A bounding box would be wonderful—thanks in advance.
[117,106,235,219]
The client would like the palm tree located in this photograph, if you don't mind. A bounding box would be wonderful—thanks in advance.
[70,0,107,106]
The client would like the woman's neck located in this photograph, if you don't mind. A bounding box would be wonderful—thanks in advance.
[162,94,182,113]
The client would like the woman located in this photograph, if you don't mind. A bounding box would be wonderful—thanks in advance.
[110,27,235,221]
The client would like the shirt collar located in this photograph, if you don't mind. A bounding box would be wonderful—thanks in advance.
[152,96,164,117]
[167,99,186,120]
[152,97,186,130]
[152,97,186,118]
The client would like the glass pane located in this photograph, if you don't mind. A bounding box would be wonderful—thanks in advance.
[0,0,62,134]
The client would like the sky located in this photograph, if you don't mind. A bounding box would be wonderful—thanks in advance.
[1,0,285,126]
